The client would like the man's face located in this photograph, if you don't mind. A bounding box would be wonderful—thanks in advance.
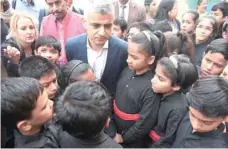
[200,51,227,77]
[86,12,113,48]
[46,0,68,20]
[29,90,54,126]
[39,71,58,99]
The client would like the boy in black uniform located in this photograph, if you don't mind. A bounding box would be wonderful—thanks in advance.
[54,81,122,148]
[172,76,228,148]
[19,56,59,101]
[34,35,63,88]
[1,77,59,148]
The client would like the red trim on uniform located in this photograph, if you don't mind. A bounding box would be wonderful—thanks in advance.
[149,130,161,142]
[113,100,140,121]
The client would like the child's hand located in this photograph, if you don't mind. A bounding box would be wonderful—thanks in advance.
[113,133,123,143]
[4,46,20,64]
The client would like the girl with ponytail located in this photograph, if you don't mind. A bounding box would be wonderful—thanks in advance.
[164,31,195,63]
[110,31,166,147]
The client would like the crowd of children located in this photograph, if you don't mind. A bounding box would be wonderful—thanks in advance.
[1,0,228,148]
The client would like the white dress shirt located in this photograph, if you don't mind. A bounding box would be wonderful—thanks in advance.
[87,39,108,81]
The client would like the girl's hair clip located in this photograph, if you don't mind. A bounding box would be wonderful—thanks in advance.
[169,55,178,69]
[142,30,151,41]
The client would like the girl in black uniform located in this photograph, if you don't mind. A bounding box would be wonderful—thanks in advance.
[111,30,165,147]
[149,54,199,147]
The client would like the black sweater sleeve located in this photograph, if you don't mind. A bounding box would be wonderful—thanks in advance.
[122,86,160,143]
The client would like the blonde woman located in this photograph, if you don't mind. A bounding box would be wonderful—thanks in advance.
[2,12,38,76]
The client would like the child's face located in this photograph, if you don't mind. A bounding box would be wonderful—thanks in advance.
[181,13,196,34]
[189,107,225,133]
[198,0,207,13]
[39,71,58,100]
[112,24,124,38]
[81,68,96,81]
[220,64,228,79]
[168,2,178,20]
[151,63,175,94]
[35,46,60,64]
[127,40,153,73]
[195,19,213,44]
[200,51,226,77]
[30,89,54,127]
[212,9,224,25]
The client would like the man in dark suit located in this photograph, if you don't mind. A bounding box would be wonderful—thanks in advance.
[113,0,146,26]
[65,0,128,97]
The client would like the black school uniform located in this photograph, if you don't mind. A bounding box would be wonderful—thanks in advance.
[13,125,60,148]
[113,67,160,148]
[58,130,122,148]
[171,113,228,148]
[149,91,188,148]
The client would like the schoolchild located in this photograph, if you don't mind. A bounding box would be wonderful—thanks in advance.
[54,81,122,148]
[19,56,58,100]
[1,77,58,148]
[111,30,165,147]
[199,38,228,77]
[149,54,198,148]
[172,76,228,148]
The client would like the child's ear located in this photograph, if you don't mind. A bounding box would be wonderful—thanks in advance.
[123,30,127,36]
[225,116,228,122]
[104,117,110,128]
[17,120,32,132]
[172,85,181,91]
[148,55,155,65]
[34,50,38,55]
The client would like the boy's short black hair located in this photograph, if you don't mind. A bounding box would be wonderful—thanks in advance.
[19,55,56,79]
[35,35,61,53]
[113,17,128,32]
[187,76,228,117]
[55,81,111,139]
[211,2,228,18]
[1,77,44,129]
[205,38,228,60]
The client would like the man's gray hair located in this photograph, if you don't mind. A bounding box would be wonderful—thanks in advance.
[84,0,114,17]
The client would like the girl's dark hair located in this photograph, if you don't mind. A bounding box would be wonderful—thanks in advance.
[126,21,152,34]
[197,0,203,7]
[158,54,198,89]
[130,30,166,70]
[187,76,228,117]
[153,0,176,21]
[205,38,228,60]
[150,20,172,33]
[182,10,199,23]
[195,15,218,37]
[61,60,91,88]
[164,31,195,63]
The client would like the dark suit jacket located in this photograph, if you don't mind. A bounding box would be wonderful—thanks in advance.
[65,34,128,96]
[114,0,146,26]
